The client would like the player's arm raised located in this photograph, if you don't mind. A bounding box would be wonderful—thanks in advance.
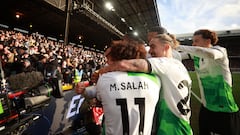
[177,45,224,60]
[91,59,151,83]
[102,59,150,73]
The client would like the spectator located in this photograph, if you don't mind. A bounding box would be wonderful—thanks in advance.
[0,28,107,86]
[61,59,72,84]
[21,58,36,72]
[35,54,48,74]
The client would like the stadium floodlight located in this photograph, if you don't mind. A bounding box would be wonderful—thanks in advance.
[121,18,126,23]
[133,31,138,36]
[16,14,20,19]
[105,2,115,11]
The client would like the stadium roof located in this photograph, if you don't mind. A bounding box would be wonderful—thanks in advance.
[0,0,161,51]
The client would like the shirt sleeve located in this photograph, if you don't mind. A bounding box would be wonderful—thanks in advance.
[147,58,167,75]
[177,45,224,60]
[146,59,152,73]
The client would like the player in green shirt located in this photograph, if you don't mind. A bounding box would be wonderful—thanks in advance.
[177,29,240,135]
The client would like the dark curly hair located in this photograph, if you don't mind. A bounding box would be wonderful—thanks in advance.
[194,29,218,45]
[109,42,146,61]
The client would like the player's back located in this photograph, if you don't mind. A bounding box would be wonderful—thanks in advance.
[96,71,161,135]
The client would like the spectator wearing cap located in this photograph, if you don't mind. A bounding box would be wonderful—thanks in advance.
[21,58,36,73]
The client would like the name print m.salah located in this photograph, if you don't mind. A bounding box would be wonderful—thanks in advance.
[109,81,149,91]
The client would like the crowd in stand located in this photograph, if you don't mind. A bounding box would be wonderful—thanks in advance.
[1,27,239,87]
[0,28,106,85]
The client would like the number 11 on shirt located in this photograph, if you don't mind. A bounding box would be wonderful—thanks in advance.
[116,98,145,135]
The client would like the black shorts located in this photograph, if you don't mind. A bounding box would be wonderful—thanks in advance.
[199,105,240,135]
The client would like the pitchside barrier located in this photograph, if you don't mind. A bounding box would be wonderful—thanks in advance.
[22,72,240,135]
[23,88,84,135]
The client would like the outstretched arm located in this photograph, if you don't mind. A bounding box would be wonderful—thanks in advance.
[91,59,150,83]
[177,45,224,59]
[101,59,149,73]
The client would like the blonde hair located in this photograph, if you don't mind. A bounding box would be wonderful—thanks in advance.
[154,33,179,49]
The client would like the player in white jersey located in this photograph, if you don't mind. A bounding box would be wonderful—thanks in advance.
[99,42,161,135]
[147,26,182,61]
[94,33,193,135]
[177,29,240,135]
[78,41,161,135]
[147,57,192,135]
[97,71,160,135]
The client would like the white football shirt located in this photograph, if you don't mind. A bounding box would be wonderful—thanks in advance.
[178,45,239,112]
[148,57,192,135]
[96,71,161,135]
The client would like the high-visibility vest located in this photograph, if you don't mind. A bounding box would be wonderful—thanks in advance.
[73,69,83,83]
